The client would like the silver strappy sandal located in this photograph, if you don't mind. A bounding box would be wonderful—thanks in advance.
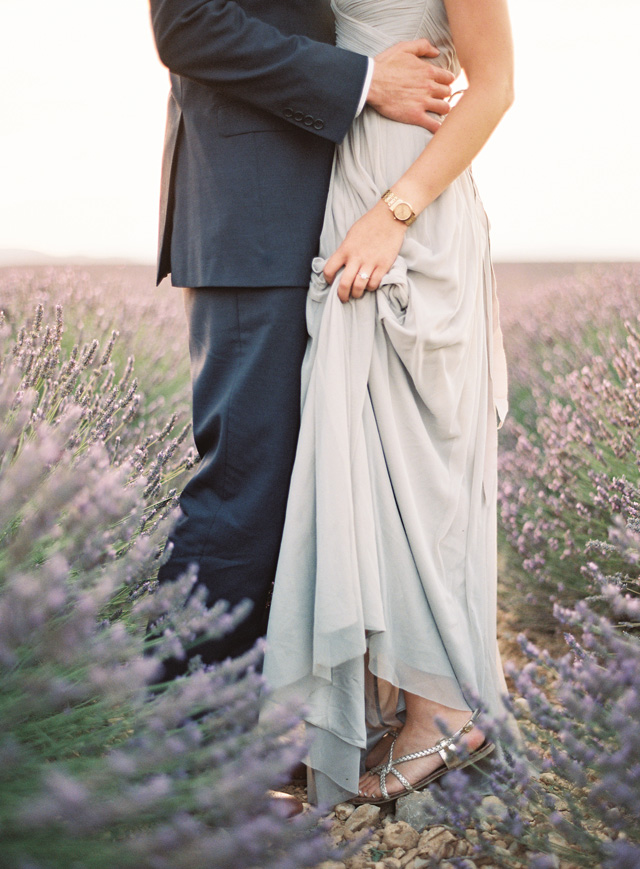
[353,710,494,806]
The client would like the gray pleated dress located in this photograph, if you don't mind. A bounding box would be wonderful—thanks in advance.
[262,0,510,807]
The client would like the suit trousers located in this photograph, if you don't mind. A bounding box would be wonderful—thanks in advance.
[157,285,309,667]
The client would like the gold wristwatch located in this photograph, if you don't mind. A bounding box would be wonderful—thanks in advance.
[381,189,417,226]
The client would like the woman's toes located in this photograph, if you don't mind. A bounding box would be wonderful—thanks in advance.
[358,772,379,797]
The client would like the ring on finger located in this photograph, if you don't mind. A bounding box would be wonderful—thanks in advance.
[358,271,370,282]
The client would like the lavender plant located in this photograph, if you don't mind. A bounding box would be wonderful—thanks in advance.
[0,264,192,412]
[497,264,640,631]
[499,264,640,435]
[0,282,339,868]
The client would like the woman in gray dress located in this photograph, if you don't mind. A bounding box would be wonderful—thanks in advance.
[263,0,514,807]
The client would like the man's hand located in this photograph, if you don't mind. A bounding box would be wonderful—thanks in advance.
[367,40,456,134]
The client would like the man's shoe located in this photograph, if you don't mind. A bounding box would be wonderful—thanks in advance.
[268,789,304,818]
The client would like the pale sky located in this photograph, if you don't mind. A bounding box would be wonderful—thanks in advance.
[0,0,638,263]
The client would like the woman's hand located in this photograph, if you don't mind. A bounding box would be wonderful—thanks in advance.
[323,202,408,303]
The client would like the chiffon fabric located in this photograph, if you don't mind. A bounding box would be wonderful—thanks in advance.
[262,0,510,806]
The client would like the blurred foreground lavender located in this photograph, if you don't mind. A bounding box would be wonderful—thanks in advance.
[0,269,339,868]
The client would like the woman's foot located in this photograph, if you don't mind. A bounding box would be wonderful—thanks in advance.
[357,707,486,802]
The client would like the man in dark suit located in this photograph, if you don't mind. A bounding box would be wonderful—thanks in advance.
[149,0,454,666]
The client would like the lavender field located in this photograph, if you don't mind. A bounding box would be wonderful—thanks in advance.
[1,262,639,868]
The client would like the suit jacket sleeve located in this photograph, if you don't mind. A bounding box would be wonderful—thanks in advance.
[150,0,369,144]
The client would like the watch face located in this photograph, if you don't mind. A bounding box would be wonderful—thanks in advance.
[394,203,413,221]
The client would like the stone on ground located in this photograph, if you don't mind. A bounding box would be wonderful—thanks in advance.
[382,821,420,851]
[344,803,381,832]
[479,795,509,822]
[395,789,446,830]
[417,825,458,860]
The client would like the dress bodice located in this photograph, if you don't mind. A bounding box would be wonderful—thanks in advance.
[332,0,460,75]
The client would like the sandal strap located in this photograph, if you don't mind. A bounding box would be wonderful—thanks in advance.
[391,710,480,769]
[438,741,461,768]
[376,735,399,801]
[368,730,400,775]
[378,766,390,801]
[386,764,413,792]
[371,735,417,800]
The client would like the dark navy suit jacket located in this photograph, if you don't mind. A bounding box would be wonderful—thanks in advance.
[150,0,369,288]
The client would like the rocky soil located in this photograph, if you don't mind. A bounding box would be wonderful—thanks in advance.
[279,784,582,869]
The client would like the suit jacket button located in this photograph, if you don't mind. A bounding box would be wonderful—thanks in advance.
[293,110,304,122]
[313,119,325,130]
[284,107,294,118]
[303,115,314,126]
